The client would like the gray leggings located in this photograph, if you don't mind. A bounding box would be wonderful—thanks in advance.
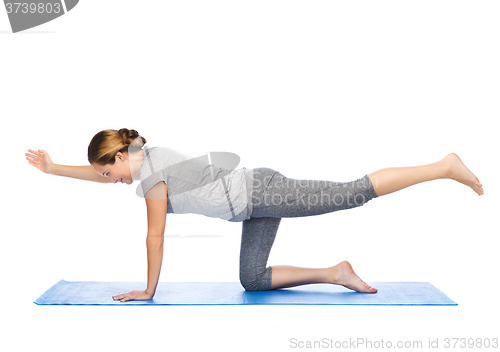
[239,167,378,291]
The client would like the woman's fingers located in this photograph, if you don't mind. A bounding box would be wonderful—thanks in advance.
[121,292,135,301]
[112,290,152,302]
[115,294,129,302]
[26,150,41,163]
[112,291,139,302]
[113,293,130,301]
[26,151,40,168]
[27,149,41,157]
[26,149,47,158]
[26,153,38,165]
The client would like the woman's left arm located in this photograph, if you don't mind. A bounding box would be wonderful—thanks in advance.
[112,181,168,302]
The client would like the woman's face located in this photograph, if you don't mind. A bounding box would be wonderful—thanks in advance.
[91,152,135,185]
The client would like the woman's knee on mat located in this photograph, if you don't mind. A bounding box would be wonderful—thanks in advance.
[239,266,272,291]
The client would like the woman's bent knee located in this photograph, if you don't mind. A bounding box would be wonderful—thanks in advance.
[239,267,273,291]
[240,279,265,291]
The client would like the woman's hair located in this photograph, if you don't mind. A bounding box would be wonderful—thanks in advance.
[87,128,147,165]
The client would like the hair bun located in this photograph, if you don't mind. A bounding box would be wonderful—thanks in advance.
[119,128,136,144]
[118,128,147,148]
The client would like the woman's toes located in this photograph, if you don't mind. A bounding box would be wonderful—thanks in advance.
[361,282,378,293]
[334,261,378,293]
[473,183,484,195]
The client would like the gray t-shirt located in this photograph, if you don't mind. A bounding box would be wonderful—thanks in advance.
[136,145,254,222]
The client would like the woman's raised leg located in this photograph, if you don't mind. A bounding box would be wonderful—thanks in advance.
[367,153,483,197]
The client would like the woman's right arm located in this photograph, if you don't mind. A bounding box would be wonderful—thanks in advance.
[26,149,113,183]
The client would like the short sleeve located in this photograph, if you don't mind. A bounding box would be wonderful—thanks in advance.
[136,170,166,198]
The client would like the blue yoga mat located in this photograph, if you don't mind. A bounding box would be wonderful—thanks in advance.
[33,280,457,305]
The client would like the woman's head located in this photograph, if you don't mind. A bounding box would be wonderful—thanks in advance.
[88,128,147,185]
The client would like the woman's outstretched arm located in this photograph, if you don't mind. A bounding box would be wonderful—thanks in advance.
[26,149,112,183]
[51,164,113,183]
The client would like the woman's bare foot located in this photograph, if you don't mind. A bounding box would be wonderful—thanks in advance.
[442,153,484,196]
[330,261,377,293]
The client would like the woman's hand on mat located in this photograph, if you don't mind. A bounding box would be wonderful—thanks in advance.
[112,289,153,302]
[26,149,54,174]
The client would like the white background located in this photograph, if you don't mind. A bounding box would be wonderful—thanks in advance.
[1,1,499,351]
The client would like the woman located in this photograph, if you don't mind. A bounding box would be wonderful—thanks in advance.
[26,128,484,302]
